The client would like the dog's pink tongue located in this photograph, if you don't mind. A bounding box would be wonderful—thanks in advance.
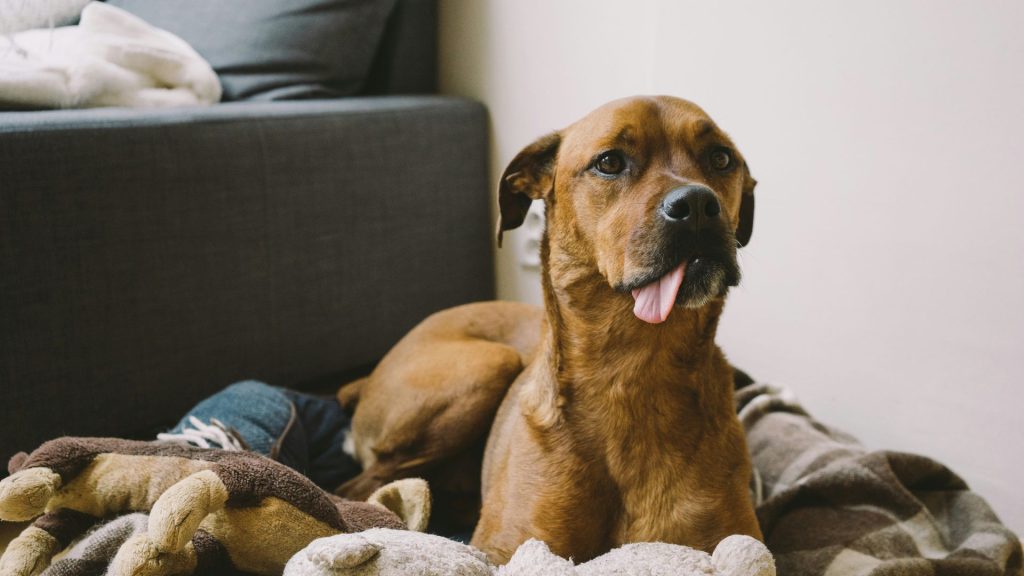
[631,263,686,324]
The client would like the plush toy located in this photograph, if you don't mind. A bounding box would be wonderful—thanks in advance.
[286,528,492,576]
[0,437,430,576]
[284,528,775,576]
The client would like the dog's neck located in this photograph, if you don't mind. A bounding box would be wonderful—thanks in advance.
[539,236,728,403]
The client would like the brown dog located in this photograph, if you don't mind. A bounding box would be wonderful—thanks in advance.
[336,300,543,533]
[338,95,761,562]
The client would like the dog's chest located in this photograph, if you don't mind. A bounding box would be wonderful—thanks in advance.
[604,433,703,541]
[589,386,715,544]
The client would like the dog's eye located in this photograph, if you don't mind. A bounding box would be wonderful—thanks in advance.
[709,148,733,171]
[594,151,626,175]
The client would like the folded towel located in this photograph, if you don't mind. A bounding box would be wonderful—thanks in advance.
[0,1,220,109]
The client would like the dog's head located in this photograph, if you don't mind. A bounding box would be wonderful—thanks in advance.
[498,96,755,324]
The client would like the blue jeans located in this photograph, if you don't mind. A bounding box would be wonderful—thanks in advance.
[164,380,359,490]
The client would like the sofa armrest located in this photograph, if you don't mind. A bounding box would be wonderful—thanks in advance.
[0,96,492,455]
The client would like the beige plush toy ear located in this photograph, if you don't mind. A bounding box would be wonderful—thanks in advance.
[311,533,381,570]
[367,478,432,533]
[711,535,775,576]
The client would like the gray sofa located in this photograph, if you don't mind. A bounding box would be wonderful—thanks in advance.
[0,0,493,457]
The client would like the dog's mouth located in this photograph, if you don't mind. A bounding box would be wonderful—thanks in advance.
[631,261,688,324]
[628,254,737,324]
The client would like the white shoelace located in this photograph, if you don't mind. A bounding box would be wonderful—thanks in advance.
[157,416,246,451]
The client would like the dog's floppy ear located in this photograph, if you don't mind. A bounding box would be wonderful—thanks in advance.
[736,164,756,247]
[497,132,561,247]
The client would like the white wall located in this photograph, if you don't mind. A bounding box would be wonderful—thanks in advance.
[439,0,1024,534]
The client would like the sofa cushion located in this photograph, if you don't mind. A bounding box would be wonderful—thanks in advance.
[106,0,398,101]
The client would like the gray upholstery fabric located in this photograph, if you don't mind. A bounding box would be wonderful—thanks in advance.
[362,0,437,95]
[107,0,398,101]
[0,96,493,455]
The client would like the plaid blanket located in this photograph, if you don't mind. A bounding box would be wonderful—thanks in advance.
[736,371,1023,576]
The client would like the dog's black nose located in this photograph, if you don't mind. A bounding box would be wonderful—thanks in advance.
[661,185,721,225]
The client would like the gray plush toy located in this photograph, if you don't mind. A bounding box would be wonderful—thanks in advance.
[284,528,775,576]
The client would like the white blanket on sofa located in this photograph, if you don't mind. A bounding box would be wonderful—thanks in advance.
[0,1,220,109]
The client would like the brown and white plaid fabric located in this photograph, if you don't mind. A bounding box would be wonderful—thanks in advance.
[736,374,1023,576]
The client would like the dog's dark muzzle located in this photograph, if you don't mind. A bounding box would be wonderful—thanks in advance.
[618,185,741,297]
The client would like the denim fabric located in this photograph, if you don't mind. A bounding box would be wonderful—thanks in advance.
[167,381,293,456]
[167,381,359,490]
[284,389,361,490]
